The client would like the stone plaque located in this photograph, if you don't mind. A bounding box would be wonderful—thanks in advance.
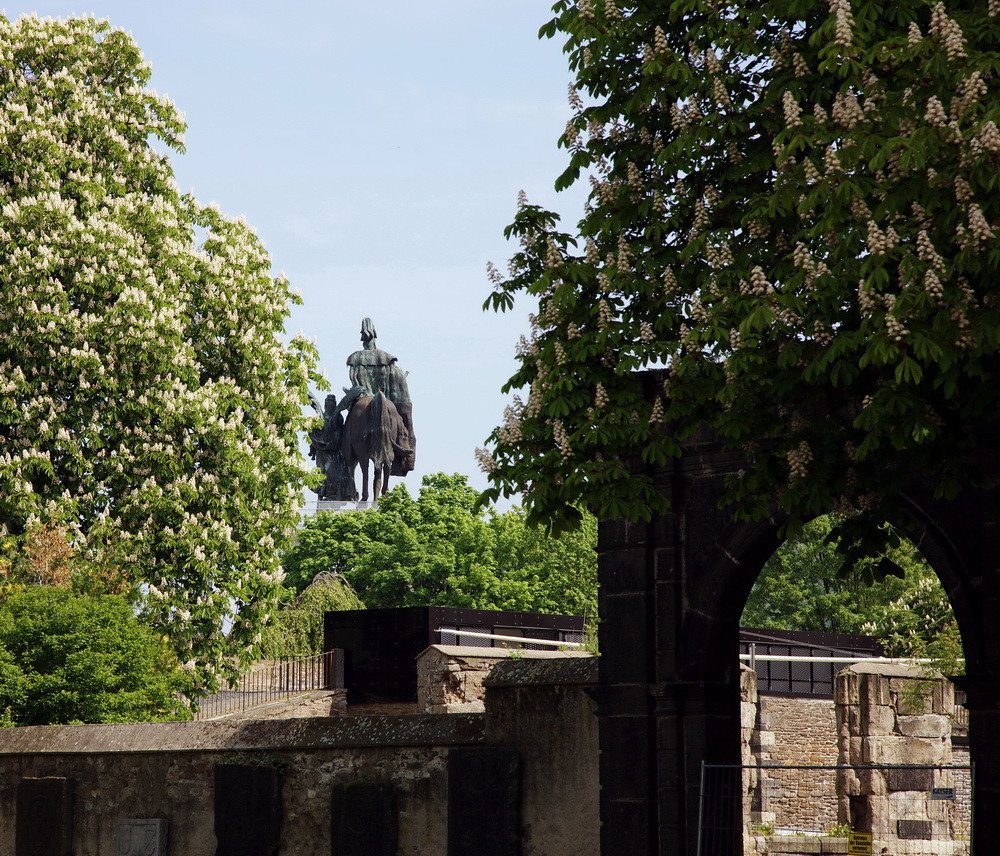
[214,764,284,856]
[897,819,933,839]
[331,783,397,856]
[16,777,74,856]
[117,818,168,856]
[887,767,934,791]
[447,747,519,856]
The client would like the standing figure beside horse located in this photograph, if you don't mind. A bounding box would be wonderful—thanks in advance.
[309,318,416,504]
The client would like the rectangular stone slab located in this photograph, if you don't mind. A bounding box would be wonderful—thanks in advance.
[331,783,397,856]
[447,747,519,856]
[214,764,284,856]
[886,767,934,792]
[897,819,933,839]
[16,777,74,856]
[116,818,168,856]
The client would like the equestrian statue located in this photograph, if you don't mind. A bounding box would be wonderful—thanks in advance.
[308,318,415,504]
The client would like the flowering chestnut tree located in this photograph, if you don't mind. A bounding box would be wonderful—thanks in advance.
[0,16,321,688]
[481,0,1000,556]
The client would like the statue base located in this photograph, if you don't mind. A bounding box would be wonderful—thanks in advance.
[308,500,373,516]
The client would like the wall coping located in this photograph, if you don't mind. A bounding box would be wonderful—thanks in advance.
[418,644,594,661]
[843,662,942,678]
[485,656,599,688]
[0,714,486,755]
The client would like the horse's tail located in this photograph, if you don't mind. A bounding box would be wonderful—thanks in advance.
[370,392,396,469]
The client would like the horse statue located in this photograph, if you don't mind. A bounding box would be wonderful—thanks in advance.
[340,391,415,503]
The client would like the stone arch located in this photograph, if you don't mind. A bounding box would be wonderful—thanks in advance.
[594,381,1000,855]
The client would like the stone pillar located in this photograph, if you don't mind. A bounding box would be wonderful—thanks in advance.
[741,665,776,835]
[836,662,957,845]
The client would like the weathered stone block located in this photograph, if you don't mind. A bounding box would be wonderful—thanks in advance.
[116,818,168,856]
[847,737,863,765]
[897,818,933,839]
[769,835,821,853]
[859,673,890,710]
[820,838,848,854]
[863,702,896,735]
[866,795,892,836]
[857,767,886,796]
[875,736,947,766]
[16,777,74,856]
[892,679,938,714]
[897,714,950,738]
[754,731,775,748]
[835,671,858,707]
[741,702,756,729]
[448,746,519,856]
[838,767,861,797]
[331,782,397,856]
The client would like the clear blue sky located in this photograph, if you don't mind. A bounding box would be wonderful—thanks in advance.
[11,1,588,504]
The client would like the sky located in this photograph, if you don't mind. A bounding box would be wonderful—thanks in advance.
[10,1,589,507]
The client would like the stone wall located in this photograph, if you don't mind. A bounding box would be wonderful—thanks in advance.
[415,644,594,714]
[484,657,600,856]
[0,716,483,856]
[761,695,840,835]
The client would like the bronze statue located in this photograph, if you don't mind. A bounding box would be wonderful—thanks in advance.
[310,318,416,504]
[340,392,414,502]
[339,317,415,461]
[307,392,357,501]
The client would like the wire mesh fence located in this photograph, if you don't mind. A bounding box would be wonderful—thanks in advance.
[193,649,344,720]
[698,763,972,856]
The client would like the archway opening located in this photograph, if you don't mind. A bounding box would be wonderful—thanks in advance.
[731,515,969,851]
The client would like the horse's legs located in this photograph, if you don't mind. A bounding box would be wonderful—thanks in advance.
[372,465,383,505]
[360,460,370,502]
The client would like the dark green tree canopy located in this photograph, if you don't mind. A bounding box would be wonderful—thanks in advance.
[283,473,597,617]
[0,587,191,725]
[481,0,1000,551]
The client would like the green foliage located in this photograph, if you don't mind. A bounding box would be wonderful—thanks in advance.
[0,587,192,725]
[261,572,364,659]
[0,16,323,690]
[282,473,597,616]
[745,515,960,668]
[481,0,1000,553]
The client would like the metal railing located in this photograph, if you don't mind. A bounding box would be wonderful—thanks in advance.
[194,649,345,720]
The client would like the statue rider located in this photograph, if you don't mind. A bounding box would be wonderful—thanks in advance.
[337,318,415,470]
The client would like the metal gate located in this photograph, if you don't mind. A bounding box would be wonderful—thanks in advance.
[697,763,973,856]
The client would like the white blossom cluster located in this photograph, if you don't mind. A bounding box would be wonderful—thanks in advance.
[0,16,320,690]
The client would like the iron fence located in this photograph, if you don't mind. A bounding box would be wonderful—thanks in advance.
[193,649,344,721]
[698,763,972,856]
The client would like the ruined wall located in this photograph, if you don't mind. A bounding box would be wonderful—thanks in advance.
[0,716,483,856]
[836,662,970,853]
[415,644,594,714]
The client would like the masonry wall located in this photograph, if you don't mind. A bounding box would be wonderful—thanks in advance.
[484,657,600,856]
[761,695,840,834]
[0,716,483,856]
